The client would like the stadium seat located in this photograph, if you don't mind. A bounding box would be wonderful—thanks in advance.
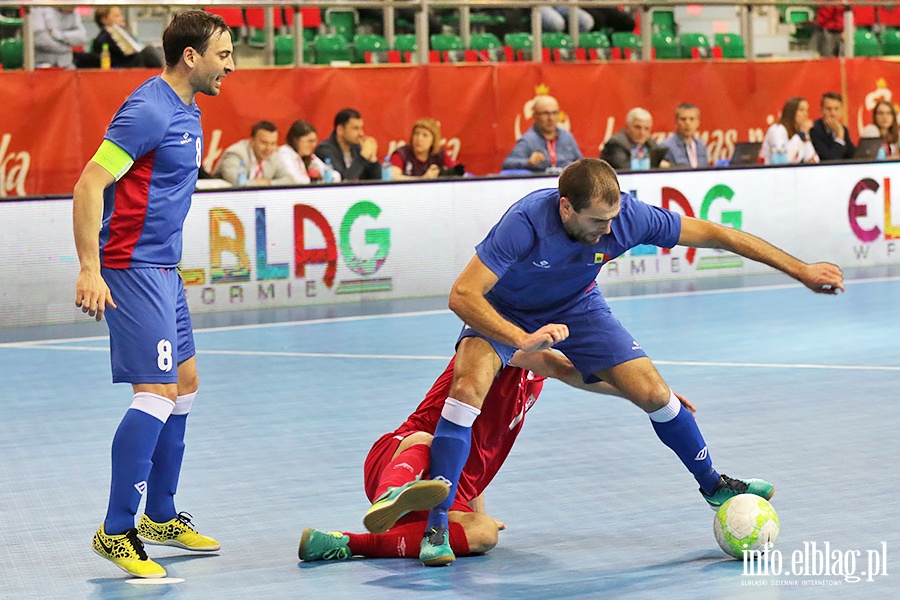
[504,32,534,61]
[578,31,611,61]
[245,8,285,48]
[542,32,578,61]
[610,31,642,60]
[652,32,680,59]
[881,28,900,55]
[854,30,882,56]
[393,34,417,62]
[353,33,395,63]
[469,32,504,62]
[679,32,712,59]
[204,7,244,45]
[0,36,23,69]
[431,33,467,62]
[651,10,676,34]
[785,7,814,45]
[272,34,317,65]
[325,9,357,42]
[714,33,745,58]
[314,33,352,64]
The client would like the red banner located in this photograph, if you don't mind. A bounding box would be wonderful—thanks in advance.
[2,59,899,197]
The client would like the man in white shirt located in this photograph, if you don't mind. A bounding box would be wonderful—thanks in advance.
[215,121,294,186]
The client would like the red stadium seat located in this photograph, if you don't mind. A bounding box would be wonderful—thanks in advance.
[205,7,244,28]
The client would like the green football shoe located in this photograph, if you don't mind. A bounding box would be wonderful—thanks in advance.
[419,525,454,567]
[298,528,351,561]
[701,474,775,510]
[363,479,451,534]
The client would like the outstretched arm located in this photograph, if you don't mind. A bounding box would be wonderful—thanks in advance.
[449,255,569,352]
[678,217,844,294]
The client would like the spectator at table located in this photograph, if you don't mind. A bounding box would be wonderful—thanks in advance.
[390,118,456,180]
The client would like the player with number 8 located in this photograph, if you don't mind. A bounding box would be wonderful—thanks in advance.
[72,11,234,579]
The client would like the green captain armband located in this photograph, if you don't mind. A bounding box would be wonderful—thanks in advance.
[91,139,135,181]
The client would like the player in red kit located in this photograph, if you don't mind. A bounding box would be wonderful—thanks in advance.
[298,350,694,562]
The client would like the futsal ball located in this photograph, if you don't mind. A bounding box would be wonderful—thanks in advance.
[713,494,780,559]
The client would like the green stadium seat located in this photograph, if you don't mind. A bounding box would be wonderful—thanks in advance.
[651,10,676,34]
[855,29,882,56]
[325,9,357,42]
[881,28,900,55]
[542,32,577,61]
[274,34,293,65]
[679,32,712,59]
[469,32,504,62]
[353,33,390,63]
[714,33,745,58]
[785,7,815,44]
[430,33,466,62]
[314,33,352,64]
[393,33,417,62]
[0,37,23,69]
[578,32,611,60]
[504,32,533,61]
[652,32,680,59]
[611,31,643,60]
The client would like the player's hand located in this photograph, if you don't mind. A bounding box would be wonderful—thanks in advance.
[675,391,696,414]
[494,519,506,531]
[520,324,569,353]
[528,151,546,166]
[75,269,117,321]
[799,262,845,295]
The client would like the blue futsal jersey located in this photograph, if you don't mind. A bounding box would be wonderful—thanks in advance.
[99,76,202,269]
[476,188,682,314]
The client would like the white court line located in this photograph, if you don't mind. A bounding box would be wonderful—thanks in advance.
[1,275,896,349]
[4,344,899,371]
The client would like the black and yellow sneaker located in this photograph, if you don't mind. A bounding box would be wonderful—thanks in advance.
[137,512,220,551]
[92,524,167,578]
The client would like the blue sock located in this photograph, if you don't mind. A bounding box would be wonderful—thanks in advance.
[104,393,175,535]
[426,398,480,532]
[144,392,194,523]
[650,392,721,495]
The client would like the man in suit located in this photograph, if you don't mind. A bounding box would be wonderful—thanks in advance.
[215,121,294,186]
[659,103,709,169]
[810,91,855,161]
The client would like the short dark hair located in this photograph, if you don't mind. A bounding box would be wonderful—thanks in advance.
[821,91,843,107]
[675,102,700,118]
[286,119,317,149]
[162,10,229,67]
[334,108,362,128]
[558,159,620,212]
[251,120,278,137]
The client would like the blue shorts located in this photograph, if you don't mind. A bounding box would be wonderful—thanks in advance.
[102,267,195,384]
[456,288,647,383]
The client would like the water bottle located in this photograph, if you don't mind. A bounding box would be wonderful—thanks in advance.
[236,160,248,186]
[877,145,887,161]
[381,156,393,181]
[630,146,650,171]
[771,144,788,165]
[322,158,334,183]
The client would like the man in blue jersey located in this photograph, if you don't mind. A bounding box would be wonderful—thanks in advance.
[72,11,234,579]
[391,158,845,566]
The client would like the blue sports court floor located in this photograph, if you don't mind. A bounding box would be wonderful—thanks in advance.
[1,270,898,599]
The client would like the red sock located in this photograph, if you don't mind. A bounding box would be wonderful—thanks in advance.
[374,443,431,499]
[346,521,470,558]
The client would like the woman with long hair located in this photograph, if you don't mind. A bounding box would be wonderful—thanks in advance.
[278,120,328,184]
[860,100,900,158]
[760,96,819,165]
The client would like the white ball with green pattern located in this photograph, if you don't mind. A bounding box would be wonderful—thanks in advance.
[713,493,780,559]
